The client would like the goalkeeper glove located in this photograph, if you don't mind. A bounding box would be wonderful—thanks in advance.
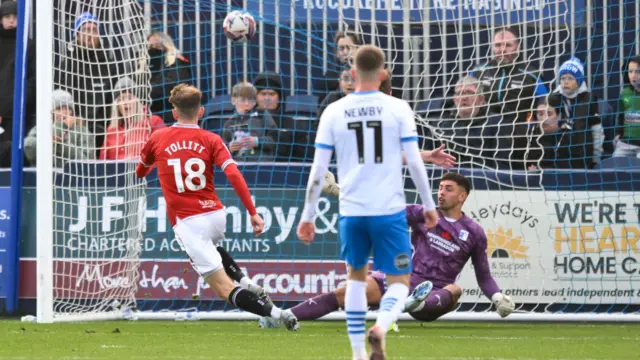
[321,171,340,197]
[492,293,515,318]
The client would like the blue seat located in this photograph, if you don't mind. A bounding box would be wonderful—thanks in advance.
[204,95,234,117]
[284,94,319,118]
[595,157,640,169]
[202,95,235,132]
[416,98,446,118]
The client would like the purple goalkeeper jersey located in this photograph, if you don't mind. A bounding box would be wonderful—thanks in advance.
[406,205,500,299]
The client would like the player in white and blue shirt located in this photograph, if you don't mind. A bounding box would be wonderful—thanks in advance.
[297,45,438,360]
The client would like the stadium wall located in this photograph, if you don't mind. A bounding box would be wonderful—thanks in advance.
[2,166,639,314]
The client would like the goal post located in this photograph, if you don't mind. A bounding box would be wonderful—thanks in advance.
[28,0,640,323]
[34,0,151,323]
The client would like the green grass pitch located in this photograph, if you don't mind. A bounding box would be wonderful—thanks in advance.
[1,320,638,359]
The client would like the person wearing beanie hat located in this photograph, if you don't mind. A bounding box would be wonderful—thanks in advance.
[74,12,100,49]
[250,72,312,162]
[51,89,75,111]
[55,10,120,155]
[100,77,164,160]
[253,72,283,115]
[549,56,604,168]
[24,89,95,167]
[0,1,17,30]
[557,57,586,99]
[112,76,137,99]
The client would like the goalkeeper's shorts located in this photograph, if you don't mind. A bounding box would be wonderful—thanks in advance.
[339,209,412,275]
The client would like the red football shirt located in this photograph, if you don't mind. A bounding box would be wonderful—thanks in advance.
[138,124,235,226]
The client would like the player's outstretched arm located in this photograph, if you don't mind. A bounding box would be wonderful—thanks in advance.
[471,235,515,318]
[223,163,264,235]
[400,144,456,168]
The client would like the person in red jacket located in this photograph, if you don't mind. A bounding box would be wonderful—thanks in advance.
[100,77,164,160]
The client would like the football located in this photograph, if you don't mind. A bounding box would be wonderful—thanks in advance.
[223,10,256,43]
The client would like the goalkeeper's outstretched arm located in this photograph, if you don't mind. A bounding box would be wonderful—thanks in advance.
[471,236,515,318]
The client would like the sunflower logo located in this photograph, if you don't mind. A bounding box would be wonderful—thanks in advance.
[486,227,529,259]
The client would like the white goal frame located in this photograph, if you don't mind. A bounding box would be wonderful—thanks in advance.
[30,0,640,324]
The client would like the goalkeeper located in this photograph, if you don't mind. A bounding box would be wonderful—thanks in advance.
[260,172,515,327]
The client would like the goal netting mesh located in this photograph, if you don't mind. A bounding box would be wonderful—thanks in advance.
[35,0,640,322]
[47,0,150,321]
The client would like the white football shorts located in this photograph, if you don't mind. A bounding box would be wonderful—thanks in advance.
[173,209,226,276]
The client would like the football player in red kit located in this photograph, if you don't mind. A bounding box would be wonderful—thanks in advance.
[136,84,299,330]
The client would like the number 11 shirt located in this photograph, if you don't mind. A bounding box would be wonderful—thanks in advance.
[315,90,419,217]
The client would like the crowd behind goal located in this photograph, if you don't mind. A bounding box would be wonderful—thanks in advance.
[0,1,638,169]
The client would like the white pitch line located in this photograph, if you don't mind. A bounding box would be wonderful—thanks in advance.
[439,335,640,341]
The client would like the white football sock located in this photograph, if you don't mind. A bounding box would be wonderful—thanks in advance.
[270,305,282,319]
[345,280,368,355]
[376,282,409,333]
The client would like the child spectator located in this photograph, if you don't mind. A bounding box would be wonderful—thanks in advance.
[25,90,95,167]
[551,57,603,167]
[221,82,278,162]
[614,55,640,158]
[99,77,164,160]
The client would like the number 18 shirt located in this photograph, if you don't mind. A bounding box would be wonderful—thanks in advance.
[138,123,236,227]
[315,91,419,217]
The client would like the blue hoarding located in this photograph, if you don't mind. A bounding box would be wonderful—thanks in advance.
[246,0,585,25]
[0,187,11,299]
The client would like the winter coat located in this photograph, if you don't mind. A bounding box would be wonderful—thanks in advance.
[0,27,36,138]
[99,115,164,160]
[55,45,121,145]
[424,108,501,168]
[617,84,640,146]
[221,109,278,162]
[149,53,193,124]
[470,60,548,122]
[25,121,95,168]
[550,85,603,166]
[527,89,603,169]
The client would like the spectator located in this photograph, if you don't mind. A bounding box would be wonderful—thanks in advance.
[614,55,640,158]
[527,95,599,169]
[252,72,311,162]
[0,1,36,140]
[55,12,121,152]
[318,69,355,118]
[315,31,361,100]
[146,31,193,124]
[425,76,500,168]
[551,57,603,167]
[470,26,548,122]
[25,90,95,167]
[470,27,548,169]
[221,82,278,162]
[99,77,164,160]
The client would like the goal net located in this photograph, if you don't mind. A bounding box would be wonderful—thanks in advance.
[32,0,640,322]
